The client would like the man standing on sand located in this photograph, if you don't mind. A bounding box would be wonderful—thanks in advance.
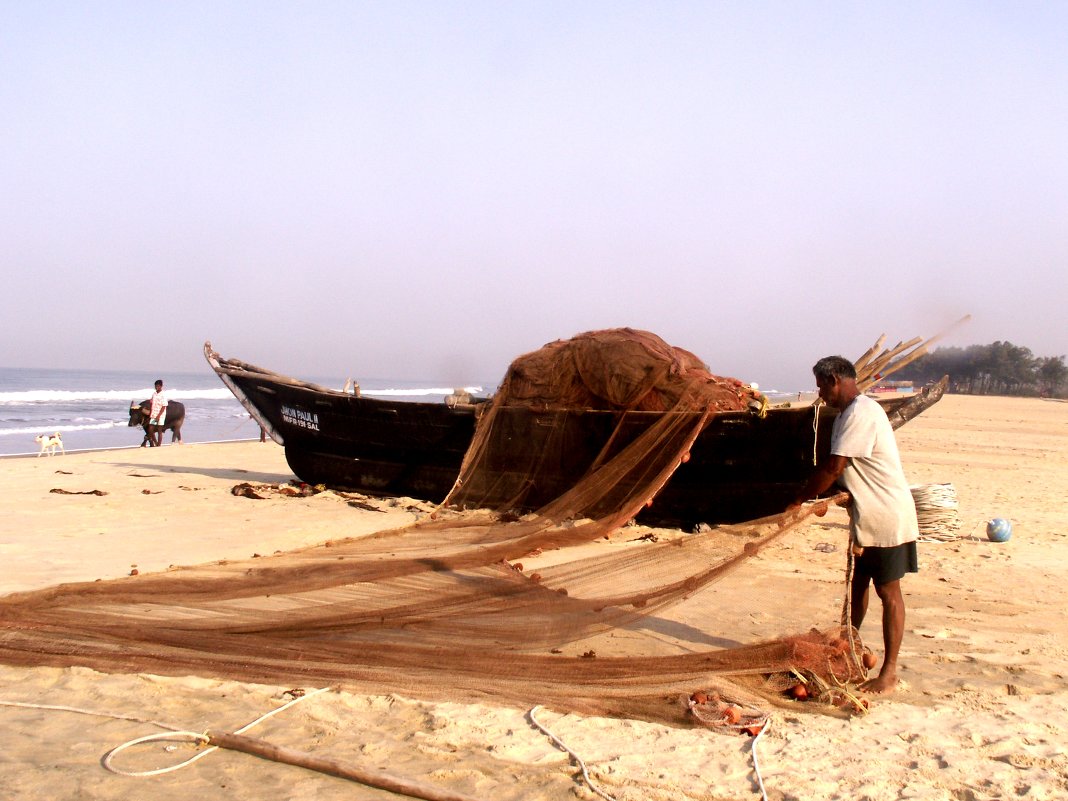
[148,379,168,447]
[791,356,919,694]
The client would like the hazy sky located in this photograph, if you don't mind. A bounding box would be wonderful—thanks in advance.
[3,2,1065,392]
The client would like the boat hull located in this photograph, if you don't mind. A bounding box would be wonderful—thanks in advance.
[205,344,943,527]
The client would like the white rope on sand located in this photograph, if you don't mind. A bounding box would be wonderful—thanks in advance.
[0,696,288,778]
[689,703,771,801]
[911,483,962,541]
[100,687,330,777]
[10,689,487,800]
[529,703,772,801]
[750,717,771,801]
[528,705,617,801]
[0,699,180,732]
[103,729,215,776]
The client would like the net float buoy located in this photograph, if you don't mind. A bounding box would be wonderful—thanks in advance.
[986,518,1012,542]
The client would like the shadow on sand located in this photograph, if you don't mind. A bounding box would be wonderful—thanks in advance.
[106,461,294,485]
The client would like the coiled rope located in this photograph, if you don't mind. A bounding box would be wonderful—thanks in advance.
[910,483,962,541]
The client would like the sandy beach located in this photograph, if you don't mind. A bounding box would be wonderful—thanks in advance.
[1,393,1067,801]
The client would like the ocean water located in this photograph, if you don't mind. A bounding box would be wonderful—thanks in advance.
[0,366,487,457]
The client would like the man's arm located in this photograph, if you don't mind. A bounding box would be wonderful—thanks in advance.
[791,454,849,506]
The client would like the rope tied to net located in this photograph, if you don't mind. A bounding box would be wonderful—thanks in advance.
[840,538,866,678]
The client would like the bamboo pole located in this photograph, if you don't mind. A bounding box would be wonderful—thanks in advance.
[880,314,972,381]
[855,316,970,390]
[856,347,891,384]
[205,730,488,801]
[866,344,929,385]
[853,335,886,373]
[857,337,923,387]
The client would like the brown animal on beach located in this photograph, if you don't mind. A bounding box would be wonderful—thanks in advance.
[34,432,64,457]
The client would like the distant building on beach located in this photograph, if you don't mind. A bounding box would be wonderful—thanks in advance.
[866,379,915,396]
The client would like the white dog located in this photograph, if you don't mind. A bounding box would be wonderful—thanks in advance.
[35,432,64,457]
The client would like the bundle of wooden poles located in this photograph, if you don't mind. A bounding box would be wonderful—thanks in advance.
[852,315,970,392]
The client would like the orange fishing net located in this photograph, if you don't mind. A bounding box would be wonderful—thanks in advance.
[0,329,871,725]
[445,328,764,521]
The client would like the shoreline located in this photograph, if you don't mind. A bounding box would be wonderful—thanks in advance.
[1,395,1066,799]
[0,437,265,460]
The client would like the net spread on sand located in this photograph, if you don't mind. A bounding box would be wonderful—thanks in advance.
[0,329,870,725]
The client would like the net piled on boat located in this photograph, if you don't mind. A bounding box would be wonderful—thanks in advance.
[445,328,765,520]
[1,329,879,724]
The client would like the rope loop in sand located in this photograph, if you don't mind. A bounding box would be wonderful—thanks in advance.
[101,686,330,777]
[103,730,213,776]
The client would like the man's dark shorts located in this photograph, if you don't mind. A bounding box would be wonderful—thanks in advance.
[854,541,918,587]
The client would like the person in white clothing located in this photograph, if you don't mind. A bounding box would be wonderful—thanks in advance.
[791,356,919,695]
[148,379,168,447]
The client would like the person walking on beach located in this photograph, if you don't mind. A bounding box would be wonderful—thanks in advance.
[148,379,168,447]
[791,355,919,695]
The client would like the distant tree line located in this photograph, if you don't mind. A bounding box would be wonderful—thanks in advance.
[894,342,1068,397]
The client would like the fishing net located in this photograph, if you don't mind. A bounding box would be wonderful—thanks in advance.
[444,328,764,520]
[0,329,875,726]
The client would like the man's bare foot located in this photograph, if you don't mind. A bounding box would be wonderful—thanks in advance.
[860,670,898,695]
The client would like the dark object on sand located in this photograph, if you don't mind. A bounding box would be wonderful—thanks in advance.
[128,399,186,446]
[204,331,945,528]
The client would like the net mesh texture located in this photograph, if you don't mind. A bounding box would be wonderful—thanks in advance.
[0,329,870,725]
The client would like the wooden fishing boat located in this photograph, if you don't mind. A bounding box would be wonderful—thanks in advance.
[204,340,946,527]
